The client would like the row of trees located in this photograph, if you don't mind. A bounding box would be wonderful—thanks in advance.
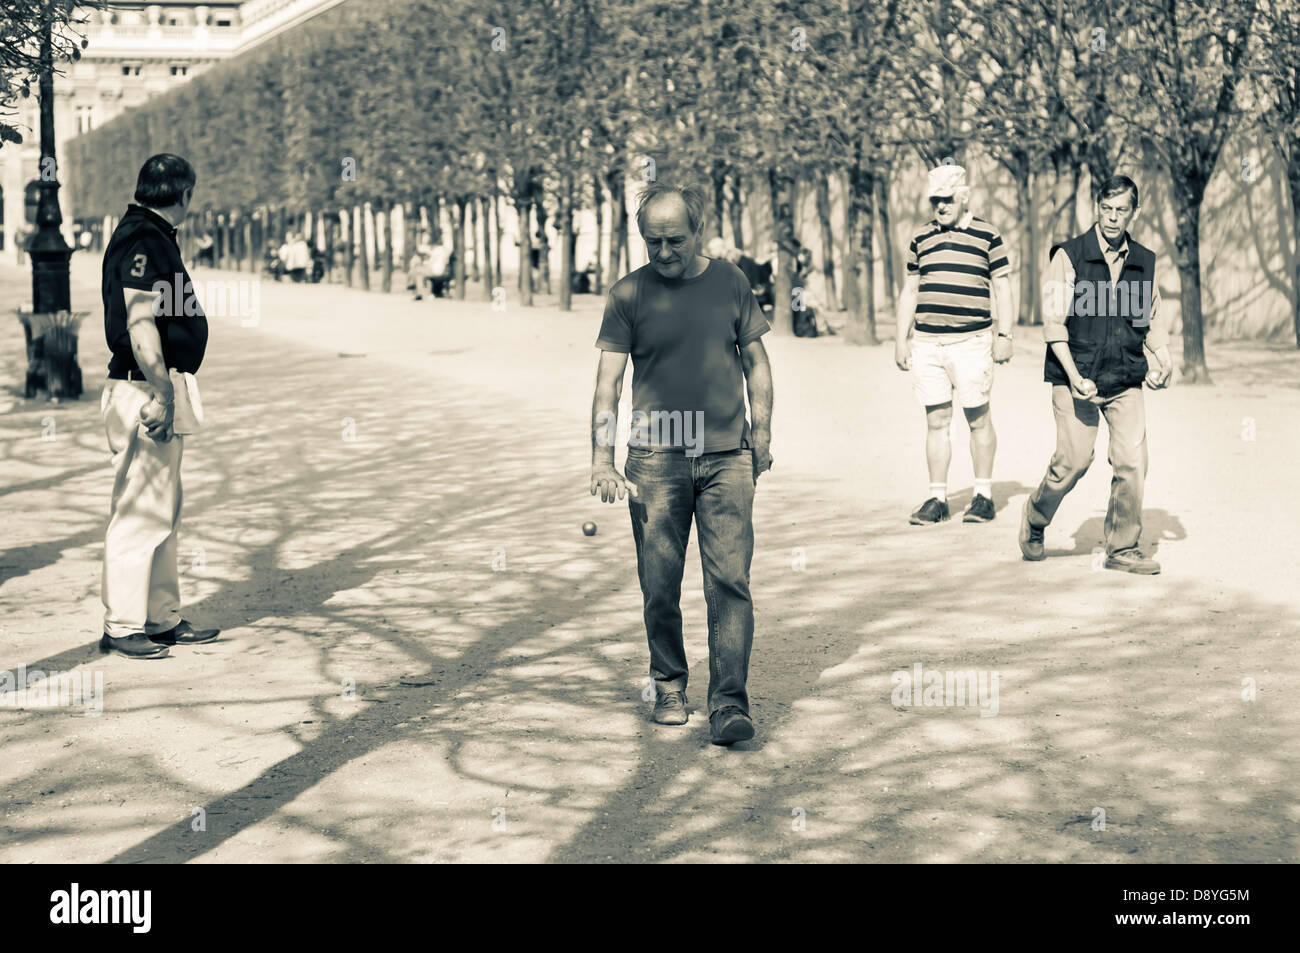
[0,0,97,147]
[57,0,1300,381]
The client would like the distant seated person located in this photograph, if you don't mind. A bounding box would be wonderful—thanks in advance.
[734,245,773,313]
[406,235,434,300]
[265,241,284,280]
[428,243,452,297]
[571,258,598,295]
[282,232,311,283]
[196,231,215,266]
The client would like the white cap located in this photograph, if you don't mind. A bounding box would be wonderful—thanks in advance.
[926,164,968,199]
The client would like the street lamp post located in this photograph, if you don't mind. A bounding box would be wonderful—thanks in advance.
[21,0,83,400]
[28,0,73,315]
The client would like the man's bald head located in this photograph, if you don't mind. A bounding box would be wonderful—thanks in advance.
[636,184,709,280]
[636,184,706,236]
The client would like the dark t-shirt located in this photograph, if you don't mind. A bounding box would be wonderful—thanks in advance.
[595,259,770,454]
[103,204,208,376]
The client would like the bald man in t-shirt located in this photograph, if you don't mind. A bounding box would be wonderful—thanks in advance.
[590,184,773,747]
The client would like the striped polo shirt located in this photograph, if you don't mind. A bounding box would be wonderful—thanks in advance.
[907,212,1010,335]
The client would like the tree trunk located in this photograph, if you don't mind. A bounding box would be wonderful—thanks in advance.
[342,210,354,287]
[606,167,627,288]
[380,204,393,293]
[534,199,551,295]
[480,196,494,296]
[356,205,370,291]
[1014,161,1040,325]
[1289,161,1300,348]
[766,168,797,335]
[402,201,415,275]
[473,195,483,280]
[453,196,467,300]
[711,162,727,238]
[559,176,574,311]
[814,173,841,312]
[727,172,745,250]
[876,173,896,311]
[842,162,878,346]
[492,191,503,288]
[1048,156,1081,246]
[1172,186,1210,383]
[243,216,252,272]
[516,198,533,307]
[593,173,605,295]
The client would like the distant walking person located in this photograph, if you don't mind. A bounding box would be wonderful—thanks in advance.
[590,184,773,746]
[895,164,1014,524]
[99,154,219,658]
[1020,174,1172,573]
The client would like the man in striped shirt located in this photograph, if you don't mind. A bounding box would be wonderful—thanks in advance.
[895,164,1015,524]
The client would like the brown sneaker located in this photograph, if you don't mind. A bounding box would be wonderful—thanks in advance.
[652,690,688,725]
[1019,499,1046,560]
[1104,549,1160,575]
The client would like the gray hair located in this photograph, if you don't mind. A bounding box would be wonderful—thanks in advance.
[635,183,706,235]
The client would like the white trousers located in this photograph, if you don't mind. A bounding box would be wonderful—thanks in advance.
[100,380,184,637]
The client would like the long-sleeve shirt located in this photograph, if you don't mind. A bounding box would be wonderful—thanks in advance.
[1042,223,1168,351]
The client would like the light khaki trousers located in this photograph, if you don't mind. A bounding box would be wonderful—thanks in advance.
[1026,384,1148,555]
[101,380,184,638]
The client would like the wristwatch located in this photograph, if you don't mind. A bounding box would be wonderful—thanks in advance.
[997,332,1012,339]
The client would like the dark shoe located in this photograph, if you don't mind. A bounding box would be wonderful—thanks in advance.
[149,620,220,646]
[100,633,169,659]
[909,497,950,525]
[1105,549,1160,575]
[1019,499,1046,561]
[709,707,754,746]
[652,690,688,725]
[963,493,996,522]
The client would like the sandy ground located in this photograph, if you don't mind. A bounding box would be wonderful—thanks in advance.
[1,254,1298,863]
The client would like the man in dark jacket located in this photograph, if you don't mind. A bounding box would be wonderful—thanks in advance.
[1019,175,1172,573]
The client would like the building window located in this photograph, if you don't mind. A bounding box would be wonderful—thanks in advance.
[121,65,142,76]
[76,105,94,134]
[215,18,232,27]
[170,65,188,76]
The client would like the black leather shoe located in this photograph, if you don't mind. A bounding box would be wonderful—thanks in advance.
[909,497,950,525]
[652,690,688,725]
[1019,499,1046,560]
[709,707,754,746]
[100,633,169,659]
[963,494,996,522]
[149,620,220,645]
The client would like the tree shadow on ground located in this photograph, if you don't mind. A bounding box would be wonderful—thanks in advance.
[0,302,1295,864]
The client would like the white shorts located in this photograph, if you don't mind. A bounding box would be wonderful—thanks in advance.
[911,330,994,408]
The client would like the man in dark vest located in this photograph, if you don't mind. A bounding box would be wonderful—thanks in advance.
[1019,175,1172,573]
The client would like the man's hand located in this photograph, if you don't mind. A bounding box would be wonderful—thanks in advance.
[139,397,174,442]
[894,338,911,371]
[1071,377,1098,401]
[993,335,1013,364]
[590,464,638,503]
[751,431,773,483]
[1145,359,1172,389]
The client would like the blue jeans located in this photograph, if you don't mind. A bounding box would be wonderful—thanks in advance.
[624,446,756,716]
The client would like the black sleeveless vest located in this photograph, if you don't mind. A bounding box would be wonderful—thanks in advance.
[1043,227,1155,398]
